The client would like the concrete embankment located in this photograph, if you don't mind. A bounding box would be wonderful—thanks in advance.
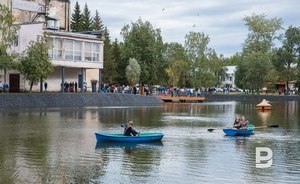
[0,93,163,108]
[0,93,299,109]
[204,94,300,102]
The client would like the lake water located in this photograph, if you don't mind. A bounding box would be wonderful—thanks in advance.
[0,101,300,184]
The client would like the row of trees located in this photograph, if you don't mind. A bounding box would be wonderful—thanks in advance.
[70,2,228,89]
[70,2,300,93]
[1,2,300,94]
[71,2,104,32]
[236,15,300,93]
[73,1,300,91]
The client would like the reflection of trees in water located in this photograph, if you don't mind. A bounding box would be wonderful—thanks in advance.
[97,107,163,127]
[94,141,164,183]
[269,101,299,128]
[183,139,207,169]
[120,142,164,181]
[0,114,51,184]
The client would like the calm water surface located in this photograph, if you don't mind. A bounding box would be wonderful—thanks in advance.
[0,101,300,184]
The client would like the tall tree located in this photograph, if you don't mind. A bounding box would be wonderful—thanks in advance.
[18,34,53,92]
[273,26,300,92]
[223,53,242,66]
[184,31,221,89]
[81,3,93,31]
[0,4,19,83]
[70,1,82,32]
[236,14,282,93]
[103,38,120,84]
[120,18,164,86]
[93,10,104,31]
[102,27,113,83]
[126,58,141,86]
[164,43,189,87]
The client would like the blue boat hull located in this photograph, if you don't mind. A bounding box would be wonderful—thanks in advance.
[95,132,164,142]
[223,128,254,136]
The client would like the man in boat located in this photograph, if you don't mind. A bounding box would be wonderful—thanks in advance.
[122,120,139,136]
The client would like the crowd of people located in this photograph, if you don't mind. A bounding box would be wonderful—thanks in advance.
[233,115,249,129]
[155,86,203,97]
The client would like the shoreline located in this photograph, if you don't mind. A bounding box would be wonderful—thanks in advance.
[204,93,300,102]
[0,93,299,109]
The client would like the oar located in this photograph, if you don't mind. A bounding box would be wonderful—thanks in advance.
[207,128,217,132]
[208,125,279,132]
[255,125,279,129]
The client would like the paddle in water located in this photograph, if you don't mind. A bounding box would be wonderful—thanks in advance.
[208,124,279,132]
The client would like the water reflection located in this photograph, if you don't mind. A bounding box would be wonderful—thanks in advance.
[257,110,271,125]
[95,141,164,150]
[0,102,300,183]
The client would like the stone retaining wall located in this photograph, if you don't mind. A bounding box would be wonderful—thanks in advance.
[0,93,163,108]
[1,93,299,109]
[204,94,300,102]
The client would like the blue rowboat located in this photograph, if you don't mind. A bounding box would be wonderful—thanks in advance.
[223,124,255,136]
[95,132,164,142]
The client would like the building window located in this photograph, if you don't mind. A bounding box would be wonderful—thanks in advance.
[74,41,82,61]
[65,39,73,61]
[85,42,92,61]
[49,37,100,63]
[48,38,53,57]
[94,43,100,62]
[48,38,62,59]
[230,77,232,81]
[85,42,100,62]
[53,38,62,59]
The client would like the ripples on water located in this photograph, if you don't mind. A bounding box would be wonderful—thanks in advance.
[1,102,300,183]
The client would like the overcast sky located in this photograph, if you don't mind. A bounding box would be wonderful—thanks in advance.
[73,0,300,57]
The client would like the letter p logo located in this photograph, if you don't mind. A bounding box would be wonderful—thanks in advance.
[256,147,273,168]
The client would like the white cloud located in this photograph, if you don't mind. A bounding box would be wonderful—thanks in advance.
[73,0,300,57]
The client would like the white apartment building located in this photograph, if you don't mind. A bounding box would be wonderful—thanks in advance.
[1,0,104,92]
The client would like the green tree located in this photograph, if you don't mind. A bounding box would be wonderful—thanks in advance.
[93,10,104,31]
[104,39,120,84]
[70,1,82,32]
[0,4,19,83]
[184,31,222,89]
[81,3,93,31]
[236,14,282,93]
[164,42,189,87]
[102,27,113,83]
[223,53,242,66]
[273,26,300,92]
[126,58,141,85]
[19,34,53,92]
[207,49,226,87]
[165,60,189,87]
[120,18,164,86]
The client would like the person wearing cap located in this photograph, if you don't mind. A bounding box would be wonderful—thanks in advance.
[122,120,139,136]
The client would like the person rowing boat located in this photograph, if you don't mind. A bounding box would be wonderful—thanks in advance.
[121,120,139,136]
[233,115,249,129]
